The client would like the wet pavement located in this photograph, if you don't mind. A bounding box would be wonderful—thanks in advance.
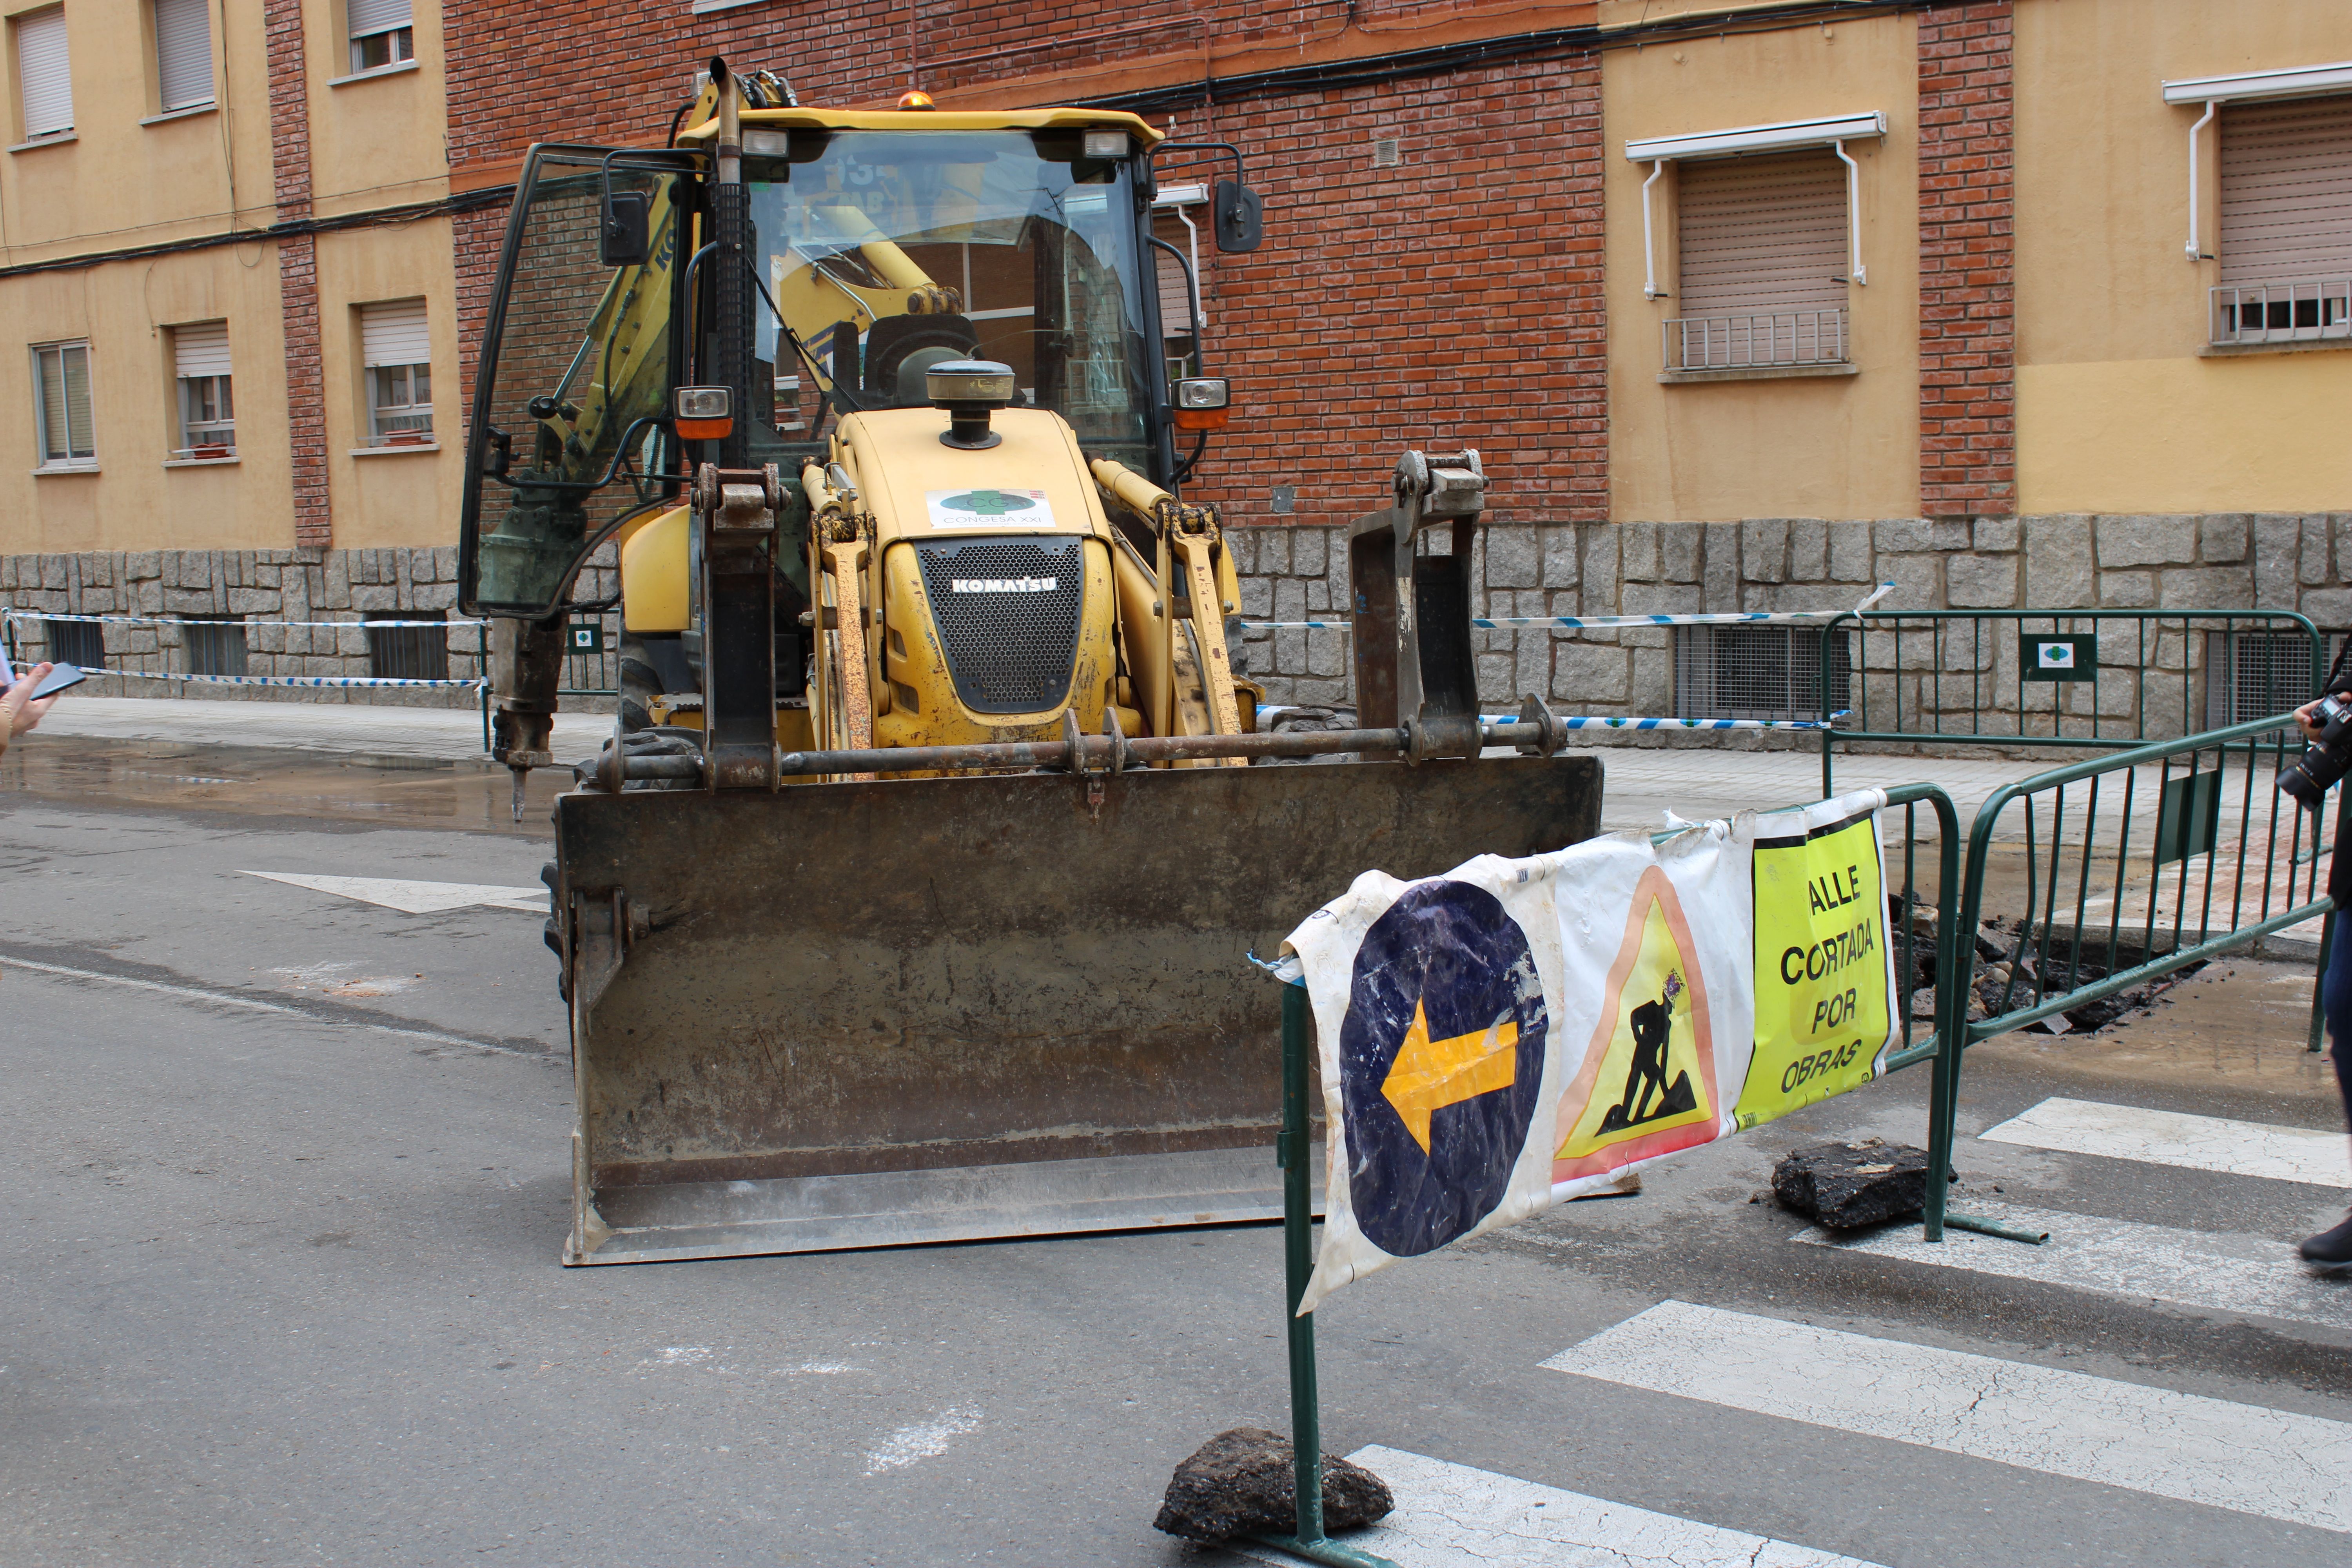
[5,712,2347,1567]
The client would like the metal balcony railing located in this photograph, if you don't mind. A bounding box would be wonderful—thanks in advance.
[1662,307,1848,371]
[2209,277,2352,346]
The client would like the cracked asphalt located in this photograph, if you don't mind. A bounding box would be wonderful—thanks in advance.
[3,739,2348,1566]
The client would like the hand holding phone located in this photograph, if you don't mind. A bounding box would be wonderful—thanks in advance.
[2,658,75,744]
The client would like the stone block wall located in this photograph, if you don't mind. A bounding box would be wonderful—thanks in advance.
[1230,512,2350,745]
[0,546,619,710]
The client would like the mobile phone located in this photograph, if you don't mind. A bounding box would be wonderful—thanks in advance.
[4,658,85,698]
[29,662,86,697]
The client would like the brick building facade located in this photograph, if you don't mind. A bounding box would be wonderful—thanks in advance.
[7,0,2350,732]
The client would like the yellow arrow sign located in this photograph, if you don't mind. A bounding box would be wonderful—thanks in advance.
[1381,996,1520,1155]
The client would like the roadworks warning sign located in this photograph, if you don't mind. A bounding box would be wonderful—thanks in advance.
[1734,800,1898,1131]
[1283,789,1903,1310]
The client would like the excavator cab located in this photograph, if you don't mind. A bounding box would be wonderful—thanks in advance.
[459,67,1602,1264]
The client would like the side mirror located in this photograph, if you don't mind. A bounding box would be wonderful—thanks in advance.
[600,191,651,267]
[1213,179,1263,253]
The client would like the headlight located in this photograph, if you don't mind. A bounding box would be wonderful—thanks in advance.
[1174,377,1230,410]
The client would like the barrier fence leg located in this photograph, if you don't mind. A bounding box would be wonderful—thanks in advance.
[2311,910,2334,1056]
[1256,979,1399,1568]
[1820,727,1834,801]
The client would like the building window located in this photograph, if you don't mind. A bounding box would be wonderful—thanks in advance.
[170,320,233,457]
[1675,626,1850,723]
[345,0,411,73]
[1666,151,1851,370]
[181,615,247,678]
[15,6,71,141]
[32,341,94,468]
[366,610,448,681]
[2210,94,2352,346]
[152,0,210,112]
[1152,184,1207,369]
[359,299,432,444]
[40,616,102,668]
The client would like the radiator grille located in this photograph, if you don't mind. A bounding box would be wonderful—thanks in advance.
[915,535,1085,715]
[1675,625,1849,721]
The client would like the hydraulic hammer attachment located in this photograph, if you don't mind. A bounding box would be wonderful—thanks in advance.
[552,756,1600,1262]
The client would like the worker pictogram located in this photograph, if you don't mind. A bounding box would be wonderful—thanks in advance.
[1337,881,1548,1258]
[1554,866,1720,1178]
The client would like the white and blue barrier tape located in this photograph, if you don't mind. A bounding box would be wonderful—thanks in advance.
[5,610,481,629]
[99,669,484,690]
[1243,583,1893,633]
[3,608,488,688]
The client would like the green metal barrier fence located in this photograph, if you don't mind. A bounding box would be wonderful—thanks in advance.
[1939,713,2338,1082]
[1815,608,2325,797]
[1254,780,1972,1566]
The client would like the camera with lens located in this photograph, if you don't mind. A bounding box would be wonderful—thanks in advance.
[2279,690,2352,807]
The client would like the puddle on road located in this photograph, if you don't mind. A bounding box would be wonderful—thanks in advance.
[1,736,573,835]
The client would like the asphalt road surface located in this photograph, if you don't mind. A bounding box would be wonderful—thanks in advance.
[4,742,2349,1566]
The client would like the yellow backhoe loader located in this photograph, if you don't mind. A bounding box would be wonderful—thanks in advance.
[460,60,1601,1263]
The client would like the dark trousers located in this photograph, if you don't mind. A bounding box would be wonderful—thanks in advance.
[2321,913,2352,1132]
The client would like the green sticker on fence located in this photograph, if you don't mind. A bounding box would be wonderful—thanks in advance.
[568,622,605,653]
[2021,633,2096,682]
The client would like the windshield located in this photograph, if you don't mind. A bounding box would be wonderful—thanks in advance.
[748,129,1156,471]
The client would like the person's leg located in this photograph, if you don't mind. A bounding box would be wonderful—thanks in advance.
[2301,916,2352,1264]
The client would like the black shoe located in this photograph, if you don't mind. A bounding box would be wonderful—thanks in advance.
[2300,1211,2352,1265]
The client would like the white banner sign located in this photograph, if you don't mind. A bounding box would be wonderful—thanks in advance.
[1282,791,1895,1311]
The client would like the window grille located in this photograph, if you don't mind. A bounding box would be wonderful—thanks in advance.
[181,615,246,678]
[41,617,102,668]
[1675,625,1850,722]
[33,341,94,466]
[346,0,411,72]
[153,0,211,110]
[2203,630,2319,728]
[16,8,71,140]
[366,610,448,681]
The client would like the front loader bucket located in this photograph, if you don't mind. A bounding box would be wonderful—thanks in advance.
[555,756,1602,1263]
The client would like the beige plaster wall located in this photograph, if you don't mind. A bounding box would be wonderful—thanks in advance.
[1603,10,1919,523]
[0,245,294,552]
[2014,0,2352,513]
[0,0,277,258]
[314,216,461,551]
[300,0,448,216]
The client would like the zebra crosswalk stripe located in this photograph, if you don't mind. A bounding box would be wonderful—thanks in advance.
[1979,1096,2347,1188]
[1541,1300,2352,1534]
[1794,1199,2352,1330]
[1226,1444,1884,1568]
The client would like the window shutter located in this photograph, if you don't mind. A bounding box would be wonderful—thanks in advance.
[17,9,72,138]
[360,299,430,367]
[1674,150,1847,319]
[173,321,230,379]
[154,0,211,110]
[2219,96,2352,283]
[346,0,409,39]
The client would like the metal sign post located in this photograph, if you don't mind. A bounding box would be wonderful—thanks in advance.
[1254,976,1399,1568]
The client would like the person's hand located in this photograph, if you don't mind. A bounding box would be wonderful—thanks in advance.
[1,662,59,741]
